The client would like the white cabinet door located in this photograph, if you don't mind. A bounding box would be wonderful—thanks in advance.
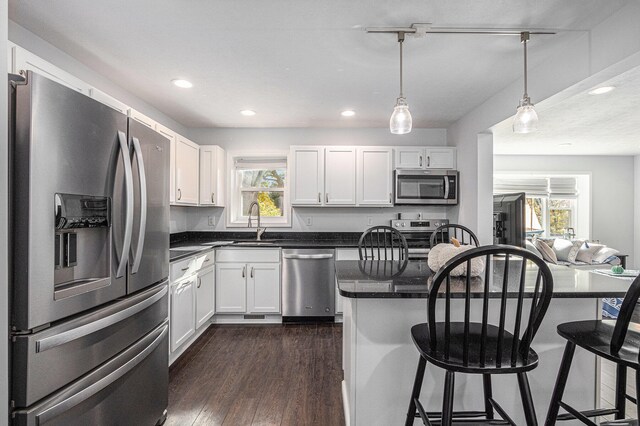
[395,147,424,169]
[325,147,356,205]
[155,124,177,204]
[14,47,91,94]
[290,147,324,205]
[425,147,456,169]
[129,108,156,130]
[199,145,225,206]
[215,263,247,313]
[175,136,200,205]
[196,267,215,329]
[170,277,196,352]
[357,147,393,206]
[247,263,280,313]
[89,88,129,114]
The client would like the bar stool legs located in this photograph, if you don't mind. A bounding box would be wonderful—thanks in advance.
[405,356,427,426]
[442,371,455,425]
[483,374,494,420]
[517,372,538,426]
[615,364,627,420]
[545,341,577,425]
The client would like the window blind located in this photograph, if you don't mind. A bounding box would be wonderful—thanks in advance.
[234,157,287,170]
[493,176,579,198]
[549,177,578,198]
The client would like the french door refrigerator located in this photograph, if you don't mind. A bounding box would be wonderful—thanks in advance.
[9,71,170,425]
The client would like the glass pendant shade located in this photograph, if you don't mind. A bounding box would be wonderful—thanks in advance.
[390,97,412,134]
[512,97,538,134]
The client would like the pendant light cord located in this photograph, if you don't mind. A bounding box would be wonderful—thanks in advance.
[398,32,405,98]
[521,31,530,99]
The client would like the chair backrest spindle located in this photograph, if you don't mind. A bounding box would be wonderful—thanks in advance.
[358,226,409,262]
[430,224,479,249]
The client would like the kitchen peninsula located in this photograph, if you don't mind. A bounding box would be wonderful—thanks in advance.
[337,259,632,426]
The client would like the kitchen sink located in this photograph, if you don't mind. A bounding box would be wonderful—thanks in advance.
[170,246,208,252]
[233,241,276,246]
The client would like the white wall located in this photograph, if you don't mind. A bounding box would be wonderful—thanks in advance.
[448,2,640,244]
[495,155,635,265]
[170,127,452,233]
[8,21,189,136]
[1,2,9,421]
[634,156,640,268]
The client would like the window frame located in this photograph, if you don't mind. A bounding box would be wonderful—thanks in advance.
[226,151,291,228]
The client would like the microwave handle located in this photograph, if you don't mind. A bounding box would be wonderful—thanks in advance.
[444,177,450,199]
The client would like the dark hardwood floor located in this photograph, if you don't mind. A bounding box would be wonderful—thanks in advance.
[166,323,345,426]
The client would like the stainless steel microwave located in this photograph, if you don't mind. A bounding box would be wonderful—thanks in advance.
[394,170,459,205]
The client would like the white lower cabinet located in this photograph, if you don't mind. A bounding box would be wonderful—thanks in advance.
[215,263,247,313]
[170,276,196,352]
[196,266,215,328]
[215,249,281,316]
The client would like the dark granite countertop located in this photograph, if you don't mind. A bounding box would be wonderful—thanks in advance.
[169,231,362,262]
[336,260,632,299]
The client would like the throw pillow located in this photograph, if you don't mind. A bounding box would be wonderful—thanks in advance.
[592,247,620,264]
[534,239,557,264]
[525,240,543,259]
[567,239,586,263]
[576,243,605,264]
[552,238,574,262]
[534,236,555,248]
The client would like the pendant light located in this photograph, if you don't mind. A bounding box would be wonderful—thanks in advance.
[513,32,538,133]
[390,32,412,134]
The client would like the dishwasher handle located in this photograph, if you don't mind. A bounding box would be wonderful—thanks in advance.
[283,253,334,260]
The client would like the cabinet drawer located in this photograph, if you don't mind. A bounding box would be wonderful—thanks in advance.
[194,250,214,271]
[216,249,280,263]
[170,250,214,281]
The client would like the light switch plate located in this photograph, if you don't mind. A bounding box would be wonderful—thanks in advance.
[306,216,313,226]
[208,216,215,226]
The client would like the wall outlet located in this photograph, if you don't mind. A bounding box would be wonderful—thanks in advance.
[305,216,313,226]
[367,216,373,226]
[208,216,215,227]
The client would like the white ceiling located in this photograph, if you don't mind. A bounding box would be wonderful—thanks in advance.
[8,1,631,129]
[493,64,640,156]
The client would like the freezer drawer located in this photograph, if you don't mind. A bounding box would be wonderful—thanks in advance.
[12,321,168,426]
[12,281,168,408]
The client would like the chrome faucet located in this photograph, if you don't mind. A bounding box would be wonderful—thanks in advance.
[247,201,266,241]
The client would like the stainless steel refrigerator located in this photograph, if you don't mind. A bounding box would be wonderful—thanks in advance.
[9,71,170,425]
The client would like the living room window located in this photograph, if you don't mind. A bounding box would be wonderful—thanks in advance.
[228,155,290,227]
[495,174,586,239]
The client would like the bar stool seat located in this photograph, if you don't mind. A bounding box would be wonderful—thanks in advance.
[557,320,640,368]
[412,322,540,374]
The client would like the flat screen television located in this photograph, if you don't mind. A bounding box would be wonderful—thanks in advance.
[493,192,526,248]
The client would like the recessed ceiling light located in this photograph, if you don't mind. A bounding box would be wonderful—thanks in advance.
[588,86,615,95]
[341,110,356,117]
[240,110,256,116]
[171,79,193,88]
[558,142,573,146]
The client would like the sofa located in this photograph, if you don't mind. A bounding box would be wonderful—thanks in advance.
[526,237,625,269]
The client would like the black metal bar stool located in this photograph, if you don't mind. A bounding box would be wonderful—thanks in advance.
[545,275,640,425]
[405,245,554,426]
[430,224,480,248]
[358,225,409,261]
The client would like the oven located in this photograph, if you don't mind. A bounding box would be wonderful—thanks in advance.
[394,170,458,205]
[390,219,449,260]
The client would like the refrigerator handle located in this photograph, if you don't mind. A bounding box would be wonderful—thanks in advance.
[117,131,134,278]
[131,137,147,275]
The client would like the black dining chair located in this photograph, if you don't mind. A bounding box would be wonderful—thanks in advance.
[430,224,480,248]
[545,275,640,425]
[358,225,409,261]
[405,245,554,426]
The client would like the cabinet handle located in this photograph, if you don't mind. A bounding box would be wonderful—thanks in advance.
[325,193,329,203]
[389,193,392,203]
[204,258,210,262]
[242,266,246,278]
[250,267,254,278]
[211,192,215,204]
[181,267,189,271]
[318,193,321,203]
[177,188,182,200]
[427,156,430,167]
[419,155,423,167]
[197,277,202,288]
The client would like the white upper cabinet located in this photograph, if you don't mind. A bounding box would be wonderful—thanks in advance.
[175,135,200,205]
[199,145,226,207]
[13,46,91,94]
[89,88,129,115]
[356,147,393,206]
[129,108,157,130]
[325,147,356,205]
[290,147,324,205]
[395,147,456,170]
[155,124,177,204]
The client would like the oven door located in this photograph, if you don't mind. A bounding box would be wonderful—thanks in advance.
[394,171,457,205]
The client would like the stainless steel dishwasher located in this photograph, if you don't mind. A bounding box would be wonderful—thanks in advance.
[282,249,335,321]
